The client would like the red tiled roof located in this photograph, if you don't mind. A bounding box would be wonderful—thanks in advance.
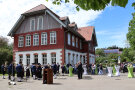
[24,4,46,14]
[77,26,94,41]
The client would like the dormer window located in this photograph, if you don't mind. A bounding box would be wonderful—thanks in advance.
[30,19,35,31]
[37,16,43,30]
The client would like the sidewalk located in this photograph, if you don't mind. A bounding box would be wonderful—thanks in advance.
[0,73,135,90]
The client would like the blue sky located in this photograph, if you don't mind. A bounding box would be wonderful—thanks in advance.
[93,0,134,48]
[0,0,134,48]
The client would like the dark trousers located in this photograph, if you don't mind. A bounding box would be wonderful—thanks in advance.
[78,71,82,79]
[8,72,11,80]
[2,71,5,75]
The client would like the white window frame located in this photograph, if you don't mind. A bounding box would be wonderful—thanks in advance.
[50,31,56,44]
[72,35,75,47]
[76,55,78,64]
[51,53,56,64]
[19,55,23,63]
[42,54,47,65]
[34,55,38,64]
[26,55,30,65]
[25,35,31,46]
[37,16,43,30]
[30,18,35,31]
[18,36,24,47]
[76,38,78,48]
[68,33,71,45]
[68,54,70,64]
[33,34,39,46]
[41,32,47,45]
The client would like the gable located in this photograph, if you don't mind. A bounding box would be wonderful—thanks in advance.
[15,12,61,34]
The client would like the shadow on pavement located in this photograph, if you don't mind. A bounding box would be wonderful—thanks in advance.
[83,76,93,80]
[50,83,62,85]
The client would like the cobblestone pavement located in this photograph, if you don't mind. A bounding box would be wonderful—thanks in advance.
[0,73,135,90]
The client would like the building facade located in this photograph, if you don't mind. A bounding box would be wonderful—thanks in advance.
[8,4,98,66]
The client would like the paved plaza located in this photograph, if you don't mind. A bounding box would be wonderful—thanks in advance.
[0,73,135,90]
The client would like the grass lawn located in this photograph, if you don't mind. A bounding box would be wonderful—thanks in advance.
[0,74,8,76]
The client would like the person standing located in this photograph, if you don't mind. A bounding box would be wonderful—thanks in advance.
[16,62,23,82]
[30,63,34,77]
[57,63,60,74]
[7,64,12,80]
[98,63,103,75]
[61,64,66,76]
[77,62,83,79]
[37,63,42,80]
[21,64,24,79]
[32,63,37,80]
[10,62,16,81]
[92,64,96,75]
[89,64,92,74]
[52,62,57,79]
[1,64,6,79]
[26,65,30,78]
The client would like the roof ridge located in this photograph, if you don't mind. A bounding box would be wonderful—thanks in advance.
[24,4,46,14]
[79,26,94,28]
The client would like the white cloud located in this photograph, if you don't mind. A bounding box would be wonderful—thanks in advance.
[96,27,128,48]
[0,0,102,43]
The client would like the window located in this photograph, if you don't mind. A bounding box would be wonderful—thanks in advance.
[72,54,74,65]
[26,35,31,46]
[19,55,23,63]
[68,33,71,45]
[42,54,47,65]
[72,35,75,47]
[26,55,30,65]
[80,55,82,63]
[30,19,35,31]
[83,56,85,64]
[41,33,47,45]
[76,38,78,48]
[18,36,24,47]
[34,55,38,64]
[76,55,78,64]
[51,53,56,64]
[33,34,39,46]
[37,16,43,30]
[89,43,92,51]
[80,40,82,49]
[68,54,70,64]
[50,31,56,44]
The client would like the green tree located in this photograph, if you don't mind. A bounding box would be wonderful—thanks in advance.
[108,53,118,63]
[47,0,129,11]
[120,48,135,62]
[127,3,135,49]
[0,36,13,66]
[95,48,105,57]
[0,36,8,48]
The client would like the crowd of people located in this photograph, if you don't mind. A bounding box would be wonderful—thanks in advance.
[0,61,134,82]
[0,61,61,82]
